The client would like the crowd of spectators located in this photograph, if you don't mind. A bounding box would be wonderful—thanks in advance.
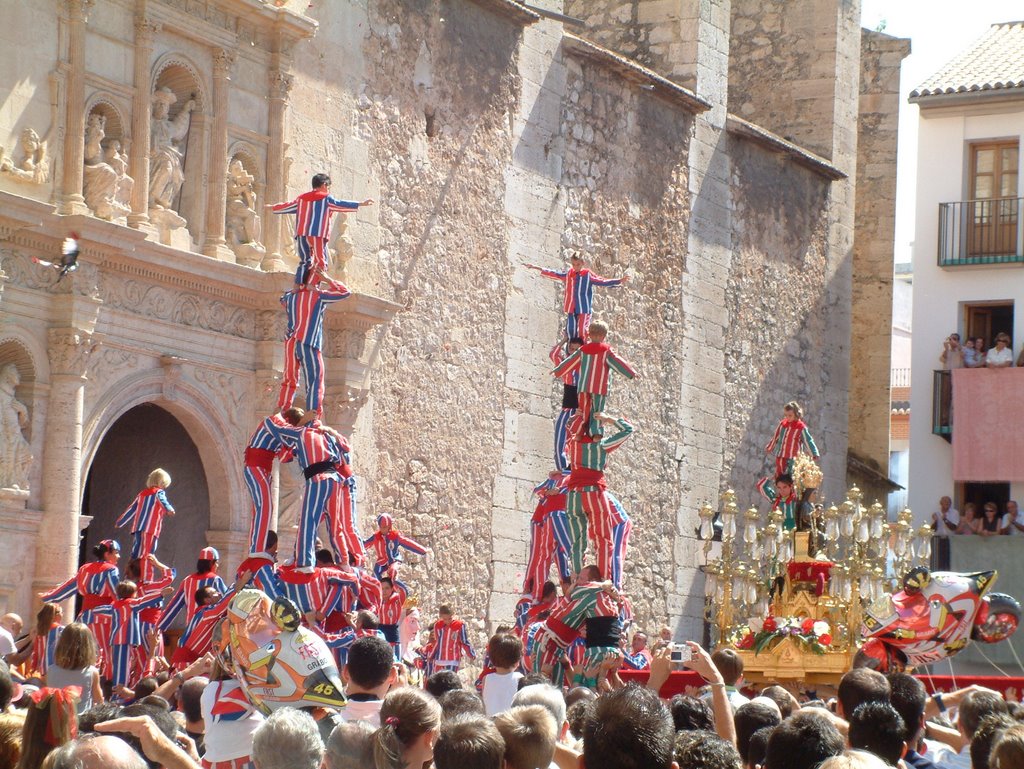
[940,333,1023,370]
[931,497,1024,538]
[3,626,1024,769]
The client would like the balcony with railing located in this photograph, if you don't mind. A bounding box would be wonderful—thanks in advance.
[938,197,1024,266]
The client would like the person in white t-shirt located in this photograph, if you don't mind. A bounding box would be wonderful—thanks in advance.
[481,632,524,716]
[0,614,22,659]
[340,636,397,727]
[1000,500,1024,536]
[986,333,1014,368]
[201,661,264,767]
[931,496,960,537]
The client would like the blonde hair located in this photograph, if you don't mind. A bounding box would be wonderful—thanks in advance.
[0,712,26,769]
[588,320,608,339]
[53,622,97,670]
[993,724,1024,769]
[147,468,171,488]
[494,705,557,769]
[373,687,441,769]
[818,750,889,769]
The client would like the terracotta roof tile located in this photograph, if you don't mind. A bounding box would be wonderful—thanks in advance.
[910,21,1024,99]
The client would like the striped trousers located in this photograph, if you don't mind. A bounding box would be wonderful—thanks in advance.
[574,392,608,438]
[244,464,273,555]
[294,236,329,285]
[565,312,591,340]
[326,477,364,567]
[295,473,341,569]
[554,407,574,473]
[525,514,571,598]
[278,337,326,417]
[130,530,159,581]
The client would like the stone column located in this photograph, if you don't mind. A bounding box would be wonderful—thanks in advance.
[262,68,292,273]
[60,0,93,215]
[33,329,95,617]
[128,16,159,230]
[203,49,236,261]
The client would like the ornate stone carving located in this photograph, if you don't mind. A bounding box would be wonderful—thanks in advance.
[0,128,51,185]
[99,278,254,339]
[46,328,96,378]
[327,386,368,432]
[192,367,246,429]
[324,328,368,359]
[86,347,139,391]
[213,48,236,74]
[255,310,284,342]
[160,355,184,400]
[134,16,161,43]
[83,113,132,221]
[268,71,294,100]
[0,364,32,491]
[148,87,195,213]
[225,159,266,267]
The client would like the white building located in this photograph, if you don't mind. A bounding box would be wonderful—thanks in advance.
[907,21,1024,521]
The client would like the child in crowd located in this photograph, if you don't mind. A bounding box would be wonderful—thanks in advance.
[428,605,476,673]
[115,468,175,582]
[363,514,429,580]
[481,632,524,716]
[93,580,165,693]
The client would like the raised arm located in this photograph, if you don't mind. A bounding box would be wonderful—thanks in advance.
[552,349,582,380]
[589,272,628,287]
[606,349,636,380]
[599,417,634,453]
[395,532,427,557]
[157,489,176,515]
[40,574,78,603]
[756,477,778,504]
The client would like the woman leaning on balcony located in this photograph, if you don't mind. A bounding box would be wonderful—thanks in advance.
[956,502,980,535]
[986,333,1014,368]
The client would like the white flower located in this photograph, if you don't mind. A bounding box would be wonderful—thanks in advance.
[748,618,764,633]
[813,621,830,637]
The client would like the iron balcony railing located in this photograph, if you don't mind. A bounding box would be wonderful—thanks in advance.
[938,197,1024,266]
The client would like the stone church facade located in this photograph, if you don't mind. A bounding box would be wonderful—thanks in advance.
[0,0,906,644]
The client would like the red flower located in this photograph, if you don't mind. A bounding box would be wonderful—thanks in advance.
[763,617,777,632]
[737,633,755,650]
[819,633,832,647]
[801,618,815,634]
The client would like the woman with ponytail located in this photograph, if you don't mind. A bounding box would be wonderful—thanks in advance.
[39,540,121,679]
[373,687,441,769]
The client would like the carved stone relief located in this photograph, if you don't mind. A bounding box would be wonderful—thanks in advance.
[225,158,266,267]
[0,128,50,185]
[83,113,132,222]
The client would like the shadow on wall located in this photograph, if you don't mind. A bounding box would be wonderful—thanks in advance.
[722,138,847,507]
[82,403,210,602]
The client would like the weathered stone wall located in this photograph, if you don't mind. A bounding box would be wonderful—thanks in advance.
[722,140,832,491]
[848,30,910,498]
[728,0,858,161]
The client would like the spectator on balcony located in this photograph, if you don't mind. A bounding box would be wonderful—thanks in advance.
[963,337,982,368]
[939,334,964,369]
[986,333,1014,368]
[979,503,1004,536]
[931,496,960,536]
[1000,500,1024,536]
[957,503,980,535]
[971,337,988,368]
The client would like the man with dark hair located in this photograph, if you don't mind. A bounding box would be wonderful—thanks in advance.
[763,710,843,769]
[746,727,773,769]
[583,684,676,769]
[176,677,207,755]
[709,649,749,709]
[837,668,891,719]
[848,701,906,766]
[439,689,486,720]
[759,685,799,719]
[426,669,464,699]
[969,713,1016,769]
[734,700,782,766]
[887,673,938,769]
[341,636,396,727]
[674,731,741,769]
[433,714,505,769]
[669,694,714,732]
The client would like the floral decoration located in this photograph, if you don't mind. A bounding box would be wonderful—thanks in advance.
[733,616,833,655]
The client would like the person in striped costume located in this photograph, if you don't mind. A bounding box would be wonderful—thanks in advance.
[377,576,409,658]
[589,492,632,591]
[261,413,345,571]
[325,429,364,567]
[363,514,428,580]
[551,320,636,438]
[171,571,250,671]
[269,173,373,286]
[29,603,63,678]
[124,554,175,680]
[277,555,356,625]
[765,401,820,477]
[157,547,230,631]
[114,468,175,583]
[532,566,621,685]
[550,336,583,473]
[514,581,559,638]
[427,605,476,672]
[40,539,120,679]
[526,252,629,339]
[524,473,572,601]
[244,410,302,557]
[236,530,282,600]
[278,275,351,418]
[93,580,165,692]
[564,414,634,577]
[757,473,799,531]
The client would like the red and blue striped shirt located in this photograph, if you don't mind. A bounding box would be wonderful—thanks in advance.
[430,618,476,662]
[261,419,342,473]
[765,419,819,460]
[42,562,119,608]
[115,487,175,539]
[281,279,350,351]
[539,267,624,314]
[158,571,230,630]
[271,188,360,239]
[363,530,427,570]
[377,579,409,625]
[178,589,236,655]
[94,594,164,645]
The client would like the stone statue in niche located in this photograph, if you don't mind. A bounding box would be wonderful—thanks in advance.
[225,158,266,267]
[148,87,195,212]
[0,364,32,491]
[0,127,50,185]
[83,113,131,221]
[105,140,134,212]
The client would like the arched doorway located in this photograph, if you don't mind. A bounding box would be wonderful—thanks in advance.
[81,403,210,583]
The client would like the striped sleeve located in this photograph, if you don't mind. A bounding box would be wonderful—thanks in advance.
[396,533,427,557]
[271,199,299,214]
[157,489,175,513]
[756,477,777,503]
[552,349,582,380]
[538,268,568,281]
[600,419,634,454]
[765,421,784,454]
[158,586,186,630]
[115,497,138,529]
[326,197,361,213]
[41,576,77,603]
[605,350,636,379]
[588,273,624,288]
[802,428,820,458]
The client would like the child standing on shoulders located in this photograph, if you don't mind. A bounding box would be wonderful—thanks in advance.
[765,401,819,477]
[115,468,176,582]
[481,632,524,716]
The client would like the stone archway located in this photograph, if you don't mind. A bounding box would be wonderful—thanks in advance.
[81,403,210,576]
